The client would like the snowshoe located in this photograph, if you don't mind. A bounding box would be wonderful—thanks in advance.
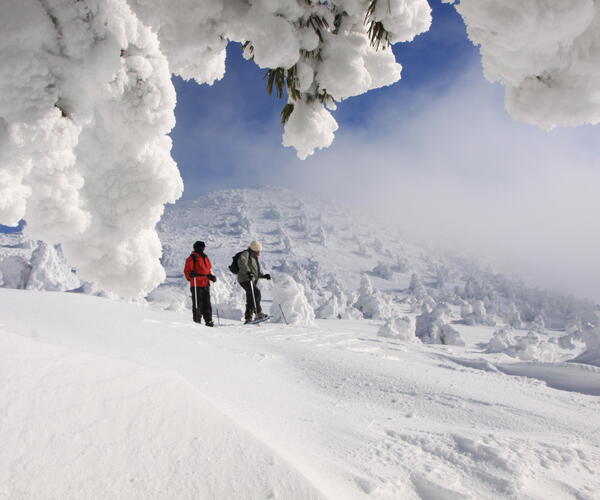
[249,314,271,325]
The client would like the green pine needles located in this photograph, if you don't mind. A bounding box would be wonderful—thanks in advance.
[259,0,394,124]
[366,0,393,50]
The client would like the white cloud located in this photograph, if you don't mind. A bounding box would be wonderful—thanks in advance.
[271,65,600,301]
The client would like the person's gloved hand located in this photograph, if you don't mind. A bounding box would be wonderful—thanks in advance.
[263,273,271,280]
[248,272,255,281]
[209,274,217,283]
[189,271,199,278]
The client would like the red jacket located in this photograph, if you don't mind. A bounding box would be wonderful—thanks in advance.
[184,252,212,287]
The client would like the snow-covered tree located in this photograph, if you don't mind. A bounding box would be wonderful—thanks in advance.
[485,329,559,362]
[1,0,182,297]
[210,273,245,320]
[528,314,546,333]
[271,274,315,326]
[316,278,360,319]
[408,273,428,300]
[26,241,80,292]
[415,303,464,346]
[3,0,599,298]
[461,299,495,327]
[372,261,394,280]
[378,315,417,341]
[448,0,600,129]
[354,273,392,319]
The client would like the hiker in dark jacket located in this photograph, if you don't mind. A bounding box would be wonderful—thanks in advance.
[184,241,217,326]
[237,240,271,323]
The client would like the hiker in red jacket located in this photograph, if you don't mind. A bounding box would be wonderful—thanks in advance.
[184,241,217,326]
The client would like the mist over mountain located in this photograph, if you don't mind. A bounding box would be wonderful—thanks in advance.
[154,186,598,335]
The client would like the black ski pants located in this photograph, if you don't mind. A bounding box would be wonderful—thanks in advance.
[191,286,212,324]
[240,280,262,319]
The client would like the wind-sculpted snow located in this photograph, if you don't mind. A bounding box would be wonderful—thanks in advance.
[2,287,600,498]
[448,0,600,128]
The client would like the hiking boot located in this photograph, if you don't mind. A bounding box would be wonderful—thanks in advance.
[244,318,253,324]
[255,312,268,321]
[205,321,214,327]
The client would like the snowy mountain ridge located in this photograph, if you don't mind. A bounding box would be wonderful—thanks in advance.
[155,186,598,337]
[2,185,599,364]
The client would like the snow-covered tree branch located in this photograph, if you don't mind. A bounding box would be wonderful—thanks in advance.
[1,0,599,297]
[446,0,600,129]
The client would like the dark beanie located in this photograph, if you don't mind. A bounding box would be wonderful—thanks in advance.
[193,241,205,252]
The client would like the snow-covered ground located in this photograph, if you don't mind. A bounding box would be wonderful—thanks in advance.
[2,186,600,498]
[2,287,599,499]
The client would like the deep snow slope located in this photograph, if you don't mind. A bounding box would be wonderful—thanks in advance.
[1,288,599,499]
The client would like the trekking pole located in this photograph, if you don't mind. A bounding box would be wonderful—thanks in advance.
[271,277,288,325]
[216,306,221,326]
[193,277,199,322]
[278,303,289,325]
[249,277,258,317]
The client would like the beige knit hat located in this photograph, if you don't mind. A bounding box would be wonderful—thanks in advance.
[249,240,262,252]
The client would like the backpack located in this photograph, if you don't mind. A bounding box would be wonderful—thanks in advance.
[228,250,245,274]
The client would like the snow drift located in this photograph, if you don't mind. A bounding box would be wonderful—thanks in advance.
[2,286,600,498]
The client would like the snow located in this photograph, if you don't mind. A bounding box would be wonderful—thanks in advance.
[0,234,78,291]
[377,315,416,341]
[271,274,315,326]
[482,328,575,362]
[415,303,465,346]
[1,287,600,499]
[353,274,393,320]
[0,321,321,500]
[148,186,600,366]
[1,186,600,496]
[450,0,600,129]
[3,3,600,296]
[282,100,339,160]
[0,0,183,298]
[372,0,432,44]
[3,184,599,355]
[572,327,600,367]
[26,240,80,291]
